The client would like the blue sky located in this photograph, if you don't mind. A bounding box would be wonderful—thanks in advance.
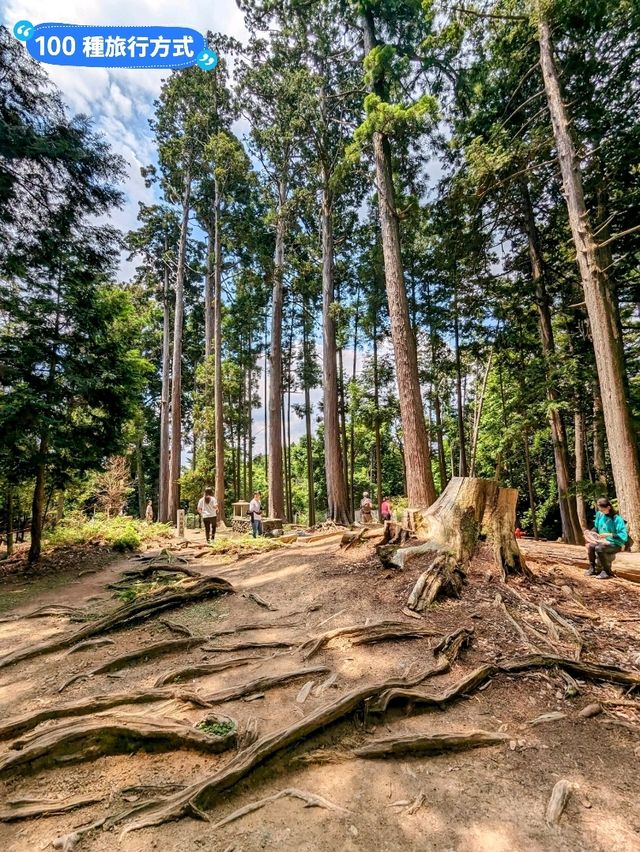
[3,1,248,275]
[2,2,369,447]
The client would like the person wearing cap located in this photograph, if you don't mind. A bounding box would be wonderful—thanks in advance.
[360,491,373,524]
[584,497,628,579]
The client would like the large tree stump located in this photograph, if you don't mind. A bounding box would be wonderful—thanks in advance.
[376,478,528,612]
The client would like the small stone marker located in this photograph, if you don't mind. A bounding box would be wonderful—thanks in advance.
[176,509,185,538]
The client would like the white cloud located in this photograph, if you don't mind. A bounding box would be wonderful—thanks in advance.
[2,1,248,275]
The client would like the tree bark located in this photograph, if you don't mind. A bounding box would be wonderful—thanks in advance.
[168,161,192,525]
[158,250,172,524]
[362,11,436,509]
[213,179,226,524]
[321,180,350,525]
[28,437,47,563]
[522,427,539,539]
[574,411,588,529]
[373,325,383,511]
[592,382,607,489]
[453,283,468,478]
[520,180,582,544]
[204,231,213,359]
[136,432,145,520]
[303,314,316,527]
[538,15,640,547]
[268,186,286,520]
[6,487,13,557]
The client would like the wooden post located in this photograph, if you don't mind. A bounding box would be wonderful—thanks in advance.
[176,510,185,539]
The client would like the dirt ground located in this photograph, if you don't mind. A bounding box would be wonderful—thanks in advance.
[1,529,639,852]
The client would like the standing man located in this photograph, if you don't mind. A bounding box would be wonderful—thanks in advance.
[360,491,373,524]
[197,487,218,543]
[249,491,263,538]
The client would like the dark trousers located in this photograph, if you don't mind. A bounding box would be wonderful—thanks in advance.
[587,542,620,574]
[203,517,217,542]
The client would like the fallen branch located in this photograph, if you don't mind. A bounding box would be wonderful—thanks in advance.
[0,714,237,777]
[354,729,512,758]
[210,787,351,831]
[0,795,101,822]
[297,621,441,661]
[0,575,234,672]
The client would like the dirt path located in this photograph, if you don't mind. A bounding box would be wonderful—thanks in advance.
[1,535,639,851]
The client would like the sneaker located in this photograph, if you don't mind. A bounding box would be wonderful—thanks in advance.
[596,570,612,580]
[585,566,598,576]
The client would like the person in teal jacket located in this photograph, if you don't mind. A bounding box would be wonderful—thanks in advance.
[585,497,628,579]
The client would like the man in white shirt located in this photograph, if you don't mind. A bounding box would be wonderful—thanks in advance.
[197,488,218,543]
[248,491,263,538]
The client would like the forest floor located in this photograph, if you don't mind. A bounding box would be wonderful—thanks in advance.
[1,529,640,852]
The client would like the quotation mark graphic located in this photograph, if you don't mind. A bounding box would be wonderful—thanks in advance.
[196,48,218,71]
[13,20,34,41]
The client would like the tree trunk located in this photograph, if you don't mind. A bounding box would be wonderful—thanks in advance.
[6,487,13,557]
[523,428,539,539]
[592,383,607,489]
[168,162,192,526]
[469,349,493,478]
[204,231,213,359]
[213,181,226,525]
[574,411,588,530]
[136,432,145,520]
[247,335,253,499]
[158,251,172,524]
[268,188,286,520]
[538,14,640,548]
[303,316,316,528]
[321,180,350,525]
[362,11,435,509]
[453,285,468,478]
[28,439,47,564]
[373,325,383,512]
[520,179,582,544]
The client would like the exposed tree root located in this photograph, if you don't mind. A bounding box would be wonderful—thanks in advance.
[62,664,446,839]
[210,787,351,830]
[203,639,294,653]
[118,563,202,581]
[0,714,237,777]
[64,638,115,655]
[0,604,86,623]
[201,666,331,705]
[67,638,207,683]
[406,553,467,613]
[0,688,211,742]
[353,729,512,758]
[0,575,233,672]
[546,779,575,826]
[297,621,442,661]
[373,655,640,714]
[159,619,194,637]
[432,626,474,661]
[154,656,258,687]
[210,618,304,638]
[244,592,278,611]
[0,795,101,822]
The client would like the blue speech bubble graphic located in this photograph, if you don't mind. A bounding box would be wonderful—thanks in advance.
[21,24,217,70]
[13,20,35,41]
[196,48,219,71]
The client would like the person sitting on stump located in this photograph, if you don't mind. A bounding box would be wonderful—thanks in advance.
[584,497,628,579]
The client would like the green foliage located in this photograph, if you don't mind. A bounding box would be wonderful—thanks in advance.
[46,513,170,552]
[196,718,236,737]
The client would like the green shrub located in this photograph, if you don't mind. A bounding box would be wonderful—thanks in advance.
[46,513,171,553]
